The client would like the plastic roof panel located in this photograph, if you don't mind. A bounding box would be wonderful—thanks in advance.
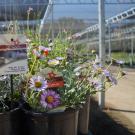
[0,0,49,21]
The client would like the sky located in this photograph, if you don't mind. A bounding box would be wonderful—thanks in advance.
[52,0,135,22]
[0,0,134,25]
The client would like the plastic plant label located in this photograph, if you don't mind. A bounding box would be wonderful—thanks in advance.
[47,77,64,88]
[0,34,28,75]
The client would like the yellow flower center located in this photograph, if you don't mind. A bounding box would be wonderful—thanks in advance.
[35,81,42,88]
[46,96,54,103]
[98,68,102,73]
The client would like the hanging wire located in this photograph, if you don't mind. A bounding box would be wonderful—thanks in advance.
[4,0,7,21]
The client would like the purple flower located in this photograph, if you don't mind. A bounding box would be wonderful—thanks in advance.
[40,90,60,109]
[39,46,51,52]
[29,76,48,91]
[93,63,102,70]
[56,57,64,61]
[103,69,111,77]
[92,63,103,74]
[103,69,117,85]
[93,81,103,90]
[109,76,117,85]
[116,60,125,65]
[88,78,103,90]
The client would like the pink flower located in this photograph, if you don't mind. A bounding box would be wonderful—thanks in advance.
[32,46,51,59]
[40,90,60,109]
[33,49,41,59]
[39,46,51,57]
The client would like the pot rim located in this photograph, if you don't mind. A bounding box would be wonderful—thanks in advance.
[0,107,20,115]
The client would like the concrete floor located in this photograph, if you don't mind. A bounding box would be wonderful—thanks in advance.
[105,70,135,133]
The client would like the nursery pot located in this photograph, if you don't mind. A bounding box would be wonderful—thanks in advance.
[48,109,79,135]
[0,108,23,135]
[23,109,48,135]
[78,95,90,135]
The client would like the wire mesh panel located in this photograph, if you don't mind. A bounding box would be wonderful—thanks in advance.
[0,0,49,34]
[39,1,135,68]
[0,0,48,20]
[0,0,50,109]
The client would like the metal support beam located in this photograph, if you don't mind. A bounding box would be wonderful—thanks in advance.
[51,3,54,41]
[98,0,106,109]
[39,0,53,34]
[131,32,134,57]
[108,23,111,58]
[73,7,135,38]
[130,31,134,66]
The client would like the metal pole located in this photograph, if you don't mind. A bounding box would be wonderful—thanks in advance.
[130,31,134,67]
[51,3,54,41]
[108,23,111,58]
[4,0,7,21]
[131,31,134,57]
[39,0,53,34]
[98,0,106,109]
[10,75,14,109]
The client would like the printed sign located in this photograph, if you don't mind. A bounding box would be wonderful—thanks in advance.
[0,34,28,75]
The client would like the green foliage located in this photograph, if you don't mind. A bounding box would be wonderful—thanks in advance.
[0,75,22,112]
[25,90,46,112]
[58,64,90,108]
[111,52,135,66]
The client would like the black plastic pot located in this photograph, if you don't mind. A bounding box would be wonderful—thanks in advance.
[23,109,48,135]
[78,95,90,135]
[22,102,79,135]
[48,109,79,135]
[0,108,23,135]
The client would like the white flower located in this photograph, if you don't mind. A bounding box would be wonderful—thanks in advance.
[75,72,80,76]
[29,76,48,91]
[74,66,82,72]
[26,39,31,43]
[48,43,53,47]
[48,59,60,66]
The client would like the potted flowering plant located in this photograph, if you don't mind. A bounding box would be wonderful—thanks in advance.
[19,36,92,135]
[20,32,124,135]
[0,75,23,135]
[73,51,125,135]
